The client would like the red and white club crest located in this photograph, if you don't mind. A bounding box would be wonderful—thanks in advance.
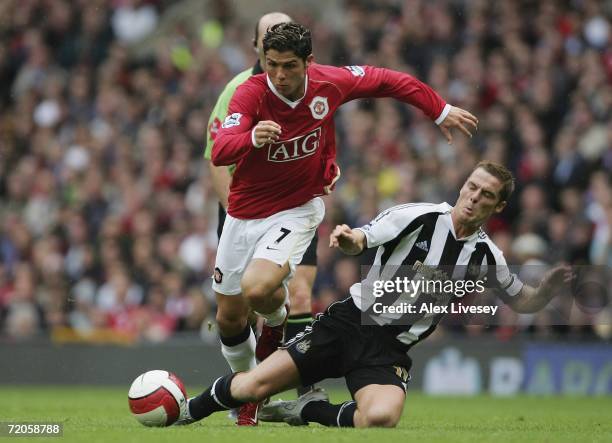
[309,96,329,120]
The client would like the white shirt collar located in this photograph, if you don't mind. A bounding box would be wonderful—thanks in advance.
[266,74,308,109]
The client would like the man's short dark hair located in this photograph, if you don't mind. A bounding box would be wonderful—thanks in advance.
[262,22,312,61]
[476,161,515,203]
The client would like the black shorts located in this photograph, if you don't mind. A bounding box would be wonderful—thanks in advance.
[284,298,411,397]
[216,203,318,266]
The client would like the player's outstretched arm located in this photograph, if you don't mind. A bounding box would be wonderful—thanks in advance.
[507,264,573,313]
[338,65,477,144]
[438,105,479,144]
[329,224,366,255]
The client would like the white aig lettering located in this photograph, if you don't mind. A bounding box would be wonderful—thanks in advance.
[267,127,322,162]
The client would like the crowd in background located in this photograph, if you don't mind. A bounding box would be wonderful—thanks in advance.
[0,0,611,342]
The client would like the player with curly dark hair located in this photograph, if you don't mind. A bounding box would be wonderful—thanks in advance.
[207,21,478,426]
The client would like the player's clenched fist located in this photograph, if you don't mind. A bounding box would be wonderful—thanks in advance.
[253,120,282,146]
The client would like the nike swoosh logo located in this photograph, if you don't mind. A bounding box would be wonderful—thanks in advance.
[266,246,279,251]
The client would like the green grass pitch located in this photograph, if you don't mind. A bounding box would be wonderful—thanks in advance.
[1,386,611,442]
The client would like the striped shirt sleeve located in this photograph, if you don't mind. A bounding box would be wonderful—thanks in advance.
[485,240,524,297]
[356,203,444,249]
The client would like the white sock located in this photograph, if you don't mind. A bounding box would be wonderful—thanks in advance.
[258,304,287,327]
[220,328,257,372]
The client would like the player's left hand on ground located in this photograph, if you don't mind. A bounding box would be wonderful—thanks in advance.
[438,106,478,144]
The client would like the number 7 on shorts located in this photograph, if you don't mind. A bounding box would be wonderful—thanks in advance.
[275,227,291,244]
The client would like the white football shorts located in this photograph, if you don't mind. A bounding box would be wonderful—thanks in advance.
[212,197,325,296]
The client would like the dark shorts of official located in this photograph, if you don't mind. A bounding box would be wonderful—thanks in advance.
[217,203,318,266]
[283,297,411,397]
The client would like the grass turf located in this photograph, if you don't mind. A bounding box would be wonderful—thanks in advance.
[0,386,610,442]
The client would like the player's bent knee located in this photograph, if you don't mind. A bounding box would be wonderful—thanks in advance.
[241,283,271,307]
[361,406,401,428]
[241,275,285,310]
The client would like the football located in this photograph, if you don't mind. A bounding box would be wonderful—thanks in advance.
[128,370,187,427]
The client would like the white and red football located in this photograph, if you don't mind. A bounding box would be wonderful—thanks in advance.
[128,370,187,427]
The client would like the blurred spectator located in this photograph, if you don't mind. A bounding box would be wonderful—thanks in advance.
[111,0,159,44]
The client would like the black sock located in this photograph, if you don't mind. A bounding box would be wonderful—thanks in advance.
[301,400,356,427]
[220,324,251,346]
[188,374,245,420]
[285,314,313,343]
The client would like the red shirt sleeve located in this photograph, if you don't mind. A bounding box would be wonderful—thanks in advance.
[211,82,261,166]
[338,65,447,121]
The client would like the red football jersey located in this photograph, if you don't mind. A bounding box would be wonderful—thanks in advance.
[212,63,448,219]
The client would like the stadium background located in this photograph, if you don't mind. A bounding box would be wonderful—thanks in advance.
[0,0,611,397]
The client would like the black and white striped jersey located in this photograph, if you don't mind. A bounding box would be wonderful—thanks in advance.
[350,202,523,348]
